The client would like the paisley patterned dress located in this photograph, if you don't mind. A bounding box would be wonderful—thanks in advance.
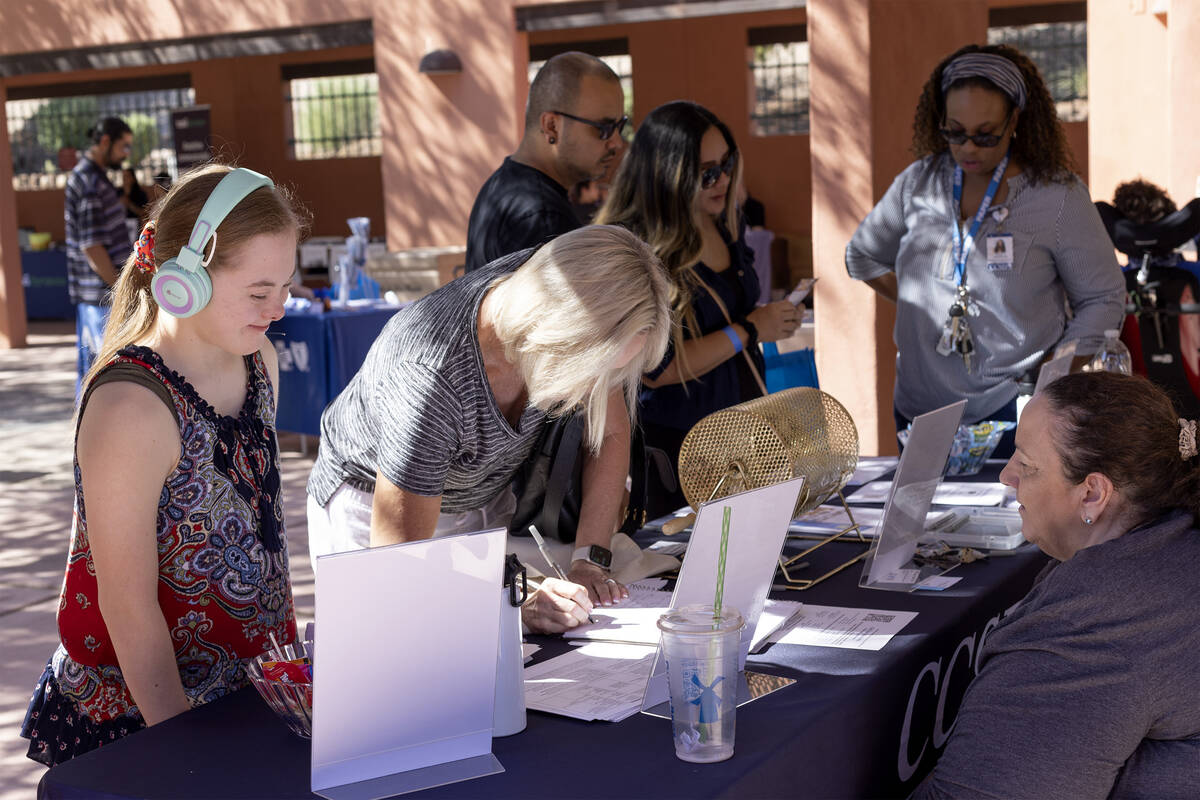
[21,345,296,767]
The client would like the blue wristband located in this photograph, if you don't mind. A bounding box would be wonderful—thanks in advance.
[722,325,743,354]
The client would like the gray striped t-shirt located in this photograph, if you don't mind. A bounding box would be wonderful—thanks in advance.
[307,252,546,512]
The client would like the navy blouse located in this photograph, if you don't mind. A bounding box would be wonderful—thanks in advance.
[641,226,764,432]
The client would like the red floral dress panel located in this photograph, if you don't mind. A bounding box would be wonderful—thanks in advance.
[54,346,296,723]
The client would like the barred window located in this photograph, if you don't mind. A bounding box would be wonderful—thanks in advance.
[5,80,194,190]
[989,8,1087,122]
[528,40,633,139]
[748,26,809,137]
[284,60,380,160]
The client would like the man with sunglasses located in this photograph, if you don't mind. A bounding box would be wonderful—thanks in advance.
[465,51,626,273]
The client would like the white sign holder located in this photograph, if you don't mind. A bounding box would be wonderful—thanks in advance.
[311,528,507,799]
[641,477,806,714]
[860,400,966,592]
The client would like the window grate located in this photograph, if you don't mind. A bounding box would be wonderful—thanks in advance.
[749,40,809,137]
[988,22,1087,122]
[6,87,194,190]
[285,72,381,160]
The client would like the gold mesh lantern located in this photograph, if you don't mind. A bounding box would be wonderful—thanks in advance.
[678,387,858,515]
[674,387,869,590]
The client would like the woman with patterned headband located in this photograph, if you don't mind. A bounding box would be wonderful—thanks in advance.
[845,44,1124,457]
[914,371,1200,798]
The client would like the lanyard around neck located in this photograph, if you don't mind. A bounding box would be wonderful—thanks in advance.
[951,150,1010,288]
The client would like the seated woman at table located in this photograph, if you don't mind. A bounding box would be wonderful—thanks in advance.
[306,224,672,632]
[20,164,306,767]
[594,101,800,517]
[915,372,1200,799]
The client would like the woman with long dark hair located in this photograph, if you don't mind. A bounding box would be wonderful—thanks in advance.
[596,101,799,516]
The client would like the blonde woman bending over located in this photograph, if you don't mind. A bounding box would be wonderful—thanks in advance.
[307,225,672,633]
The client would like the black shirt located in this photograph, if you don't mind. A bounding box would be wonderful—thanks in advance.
[464,157,581,273]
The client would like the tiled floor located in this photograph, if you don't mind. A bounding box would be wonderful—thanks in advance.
[0,321,318,798]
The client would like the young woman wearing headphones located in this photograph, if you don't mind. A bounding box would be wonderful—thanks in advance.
[20,164,308,766]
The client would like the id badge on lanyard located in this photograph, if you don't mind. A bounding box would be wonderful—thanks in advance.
[939,151,1010,371]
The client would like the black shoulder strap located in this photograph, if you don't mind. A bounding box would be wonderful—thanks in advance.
[540,414,585,541]
[619,423,649,536]
[80,361,176,424]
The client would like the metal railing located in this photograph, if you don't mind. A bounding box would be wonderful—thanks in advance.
[749,41,810,136]
[285,73,381,160]
[6,88,194,190]
[988,22,1088,122]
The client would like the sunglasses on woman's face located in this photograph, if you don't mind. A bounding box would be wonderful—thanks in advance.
[700,150,738,190]
[940,113,1014,148]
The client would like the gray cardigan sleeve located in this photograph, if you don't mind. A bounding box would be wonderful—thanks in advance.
[1053,178,1126,352]
[845,166,912,282]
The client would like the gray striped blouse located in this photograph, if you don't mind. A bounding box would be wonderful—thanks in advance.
[307,253,545,512]
[845,153,1125,422]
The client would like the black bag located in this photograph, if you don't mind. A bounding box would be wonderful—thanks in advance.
[509,413,650,543]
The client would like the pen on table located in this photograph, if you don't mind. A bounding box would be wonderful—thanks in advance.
[528,524,596,624]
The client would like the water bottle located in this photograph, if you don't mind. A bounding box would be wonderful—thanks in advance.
[1085,329,1133,375]
[493,554,528,737]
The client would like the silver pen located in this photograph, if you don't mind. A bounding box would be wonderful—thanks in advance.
[528,525,596,624]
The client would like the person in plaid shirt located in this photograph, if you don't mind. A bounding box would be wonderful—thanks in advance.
[64,116,134,384]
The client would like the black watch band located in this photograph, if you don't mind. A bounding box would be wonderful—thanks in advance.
[740,318,758,350]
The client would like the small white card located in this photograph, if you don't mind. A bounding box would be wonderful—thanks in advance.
[915,575,963,591]
[985,234,1014,271]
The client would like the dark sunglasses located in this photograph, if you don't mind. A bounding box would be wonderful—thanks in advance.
[940,113,1014,148]
[553,110,629,141]
[700,150,738,190]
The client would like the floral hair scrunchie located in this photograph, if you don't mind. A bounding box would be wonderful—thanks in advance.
[133,221,157,274]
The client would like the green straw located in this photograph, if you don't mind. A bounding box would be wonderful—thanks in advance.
[713,506,731,623]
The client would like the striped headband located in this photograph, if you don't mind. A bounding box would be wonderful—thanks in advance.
[941,53,1027,110]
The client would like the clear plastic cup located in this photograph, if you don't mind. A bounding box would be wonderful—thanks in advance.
[657,604,744,763]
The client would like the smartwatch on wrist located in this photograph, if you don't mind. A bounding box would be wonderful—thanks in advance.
[572,544,613,570]
[740,318,759,351]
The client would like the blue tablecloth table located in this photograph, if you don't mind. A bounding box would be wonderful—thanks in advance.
[38,464,1046,800]
[269,304,398,436]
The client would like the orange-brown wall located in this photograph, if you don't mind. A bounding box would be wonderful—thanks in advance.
[1088,0,1196,207]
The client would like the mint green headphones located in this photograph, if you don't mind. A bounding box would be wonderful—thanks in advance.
[151,168,274,317]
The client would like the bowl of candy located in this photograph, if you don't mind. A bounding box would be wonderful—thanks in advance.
[897,420,1015,477]
[245,640,313,738]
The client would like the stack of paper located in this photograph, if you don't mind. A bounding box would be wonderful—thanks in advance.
[561,580,802,653]
[523,642,658,722]
[846,480,1011,506]
[775,604,918,651]
[523,581,804,722]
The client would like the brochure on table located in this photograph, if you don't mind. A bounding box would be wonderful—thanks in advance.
[640,476,806,714]
[860,400,967,592]
[311,528,507,799]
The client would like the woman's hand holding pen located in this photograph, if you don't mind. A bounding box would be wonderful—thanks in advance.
[521,578,594,634]
[569,559,628,606]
